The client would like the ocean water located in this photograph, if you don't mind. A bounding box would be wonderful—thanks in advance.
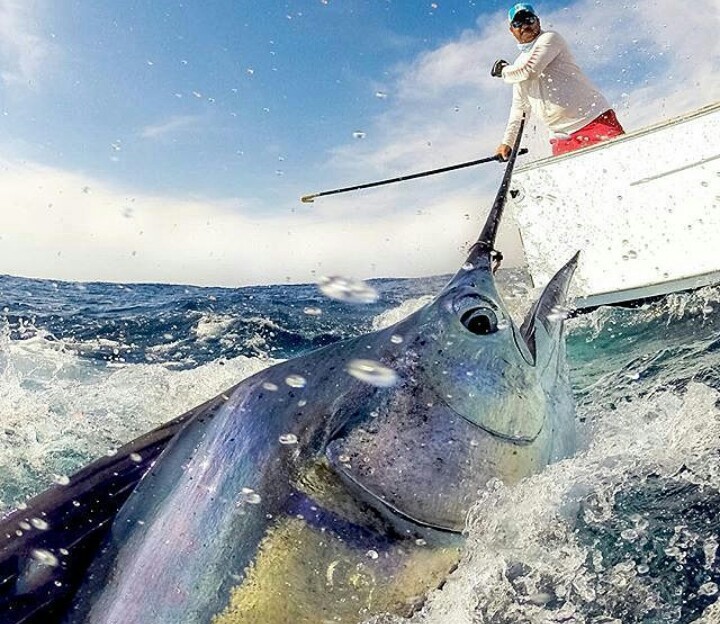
[1,271,719,623]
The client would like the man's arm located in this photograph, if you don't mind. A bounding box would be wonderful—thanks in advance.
[501,32,563,83]
[497,84,529,159]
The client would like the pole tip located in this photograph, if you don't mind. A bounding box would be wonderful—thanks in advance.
[301,194,316,203]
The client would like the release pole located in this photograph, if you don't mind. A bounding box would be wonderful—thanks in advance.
[301,149,528,203]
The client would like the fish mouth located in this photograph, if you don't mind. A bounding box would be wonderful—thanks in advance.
[331,459,462,535]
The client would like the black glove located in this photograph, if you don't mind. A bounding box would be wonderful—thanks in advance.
[491,59,509,78]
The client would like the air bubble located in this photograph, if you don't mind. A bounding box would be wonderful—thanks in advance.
[346,359,399,387]
[317,276,379,304]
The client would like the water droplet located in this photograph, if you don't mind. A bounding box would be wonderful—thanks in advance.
[462,261,474,271]
[375,91,388,99]
[352,131,366,139]
[297,399,307,407]
[390,334,403,344]
[130,452,142,463]
[19,521,31,531]
[346,359,399,387]
[31,549,59,567]
[547,306,571,321]
[366,549,379,559]
[628,250,638,259]
[52,474,70,486]
[106,448,118,457]
[338,454,351,464]
[698,582,718,596]
[303,306,322,316]
[497,320,510,330]
[620,528,638,542]
[31,518,49,531]
[59,548,69,556]
[285,374,306,388]
[317,276,379,304]
[415,538,427,546]
[637,564,649,574]
[702,305,714,314]
[262,382,279,391]
[240,488,262,505]
[279,433,298,445]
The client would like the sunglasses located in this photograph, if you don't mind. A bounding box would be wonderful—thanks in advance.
[511,14,538,28]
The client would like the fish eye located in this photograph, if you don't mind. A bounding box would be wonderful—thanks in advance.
[460,306,498,335]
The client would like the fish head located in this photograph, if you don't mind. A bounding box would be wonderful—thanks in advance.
[326,142,580,537]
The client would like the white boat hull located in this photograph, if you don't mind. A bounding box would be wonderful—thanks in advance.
[510,102,720,309]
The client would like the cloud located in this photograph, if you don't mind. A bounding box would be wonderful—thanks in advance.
[140,115,204,140]
[328,0,719,177]
[2,0,717,287]
[0,0,55,88]
[0,156,512,286]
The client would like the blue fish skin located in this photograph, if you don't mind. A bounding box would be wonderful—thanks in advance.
[60,244,578,623]
[0,134,580,623]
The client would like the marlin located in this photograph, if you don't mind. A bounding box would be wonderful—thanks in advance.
[0,134,579,624]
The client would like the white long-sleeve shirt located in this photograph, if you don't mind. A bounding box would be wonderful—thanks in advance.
[500,31,610,146]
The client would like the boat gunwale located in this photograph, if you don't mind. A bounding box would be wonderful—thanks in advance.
[515,100,720,173]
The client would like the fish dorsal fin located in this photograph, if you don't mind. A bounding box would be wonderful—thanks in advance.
[520,252,580,366]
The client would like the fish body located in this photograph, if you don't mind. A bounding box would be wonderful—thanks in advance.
[0,129,579,623]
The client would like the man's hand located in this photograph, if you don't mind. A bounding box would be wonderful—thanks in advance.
[495,144,512,161]
[490,59,509,78]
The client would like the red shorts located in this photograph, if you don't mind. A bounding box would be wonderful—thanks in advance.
[550,110,625,156]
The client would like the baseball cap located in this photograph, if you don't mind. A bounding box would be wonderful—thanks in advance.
[508,3,537,21]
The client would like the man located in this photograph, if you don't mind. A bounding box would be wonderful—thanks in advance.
[492,3,624,159]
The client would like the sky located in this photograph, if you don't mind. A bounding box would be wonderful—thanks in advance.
[0,0,718,287]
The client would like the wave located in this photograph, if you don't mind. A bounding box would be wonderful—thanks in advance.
[378,381,720,624]
[0,332,277,512]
